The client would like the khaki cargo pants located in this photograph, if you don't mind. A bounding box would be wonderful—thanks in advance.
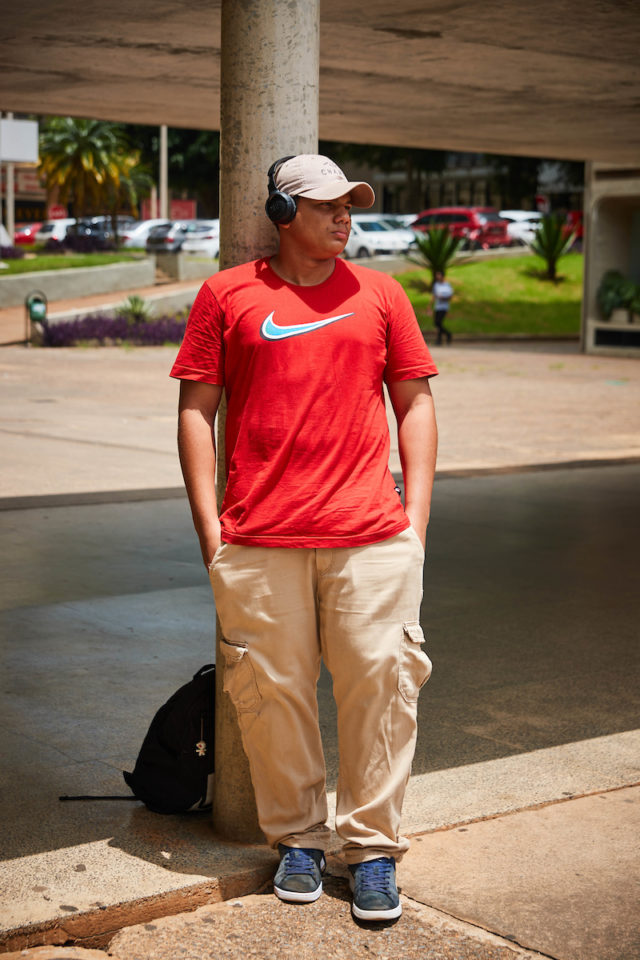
[208,526,431,864]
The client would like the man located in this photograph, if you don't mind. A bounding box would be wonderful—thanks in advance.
[431,269,454,345]
[171,154,438,922]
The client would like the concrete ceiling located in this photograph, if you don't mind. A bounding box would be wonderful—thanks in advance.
[1,0,639,163]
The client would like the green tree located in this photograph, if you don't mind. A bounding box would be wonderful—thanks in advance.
[39,117,132,218]
[406,228,463,283]
[530,215,575,281]
[125,125,221,216]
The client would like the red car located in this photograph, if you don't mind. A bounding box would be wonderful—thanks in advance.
[566,210,584,241]
[411,207,510,249]
[14,222,43,245]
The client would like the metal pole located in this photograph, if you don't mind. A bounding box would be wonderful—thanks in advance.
[214,0,320,842]
[6,112,15,243]
[159,125,168,219]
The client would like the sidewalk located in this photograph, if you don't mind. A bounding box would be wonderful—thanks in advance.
[1,325,639,957]
[0,277,202,346]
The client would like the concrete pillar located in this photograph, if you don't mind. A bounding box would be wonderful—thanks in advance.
[159,125,168,219]
[213,0,319,842]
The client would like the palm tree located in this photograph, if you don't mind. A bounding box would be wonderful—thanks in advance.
[105,151,153,244]
[406,228,463,283]
[529,215,575,281]
[39,117,130,219]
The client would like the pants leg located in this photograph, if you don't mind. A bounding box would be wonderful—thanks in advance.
[318,527,431,864]
[435,309,451,344]
[210,543,330,851]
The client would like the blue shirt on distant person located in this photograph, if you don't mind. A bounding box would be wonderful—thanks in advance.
[433,280,453,312]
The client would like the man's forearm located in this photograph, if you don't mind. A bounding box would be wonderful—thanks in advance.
[178,405,221,566]
[397,394,438,546]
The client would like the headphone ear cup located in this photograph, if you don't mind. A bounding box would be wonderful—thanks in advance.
[265,191,297,225]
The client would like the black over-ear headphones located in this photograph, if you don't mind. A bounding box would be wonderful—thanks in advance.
[265,155,297,224]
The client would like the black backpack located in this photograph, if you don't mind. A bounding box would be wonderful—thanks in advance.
[60,664,215,815]
[123,663,216,814]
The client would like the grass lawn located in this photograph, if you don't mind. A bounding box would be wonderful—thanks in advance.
[1,252,146,276]
[396,252,583,337]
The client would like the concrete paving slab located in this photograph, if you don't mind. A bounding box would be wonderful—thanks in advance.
[109,881,546,960]
[400,785,640,960]
[1,342,640,500]
[399,730,640,836]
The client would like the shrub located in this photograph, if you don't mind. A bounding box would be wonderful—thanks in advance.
[116,295,153,325]
[0,245,25,260]
[596,269,639,319]
[37,313,187,347]
[530,215,575,281]
[405,228,463,284]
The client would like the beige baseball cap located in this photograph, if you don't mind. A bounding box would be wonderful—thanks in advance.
[275,154,375,208]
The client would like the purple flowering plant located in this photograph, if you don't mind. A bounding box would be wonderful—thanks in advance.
[37,312,187,347]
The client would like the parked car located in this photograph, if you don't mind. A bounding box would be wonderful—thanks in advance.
[391,213,419,228]
[343,214,416,258]
[566,210,584,242]
[35,218,76,245]
[411,207,511,249]
[181,220,220,258]
[146,219,219,253]
[354,212,419,235]
[67,215,136,245]
[14,222,43,245]
[120,219,172,248]
[498,210,543,245]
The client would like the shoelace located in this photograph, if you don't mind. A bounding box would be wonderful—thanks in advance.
[283,848,317,876]
[357,859,394,892]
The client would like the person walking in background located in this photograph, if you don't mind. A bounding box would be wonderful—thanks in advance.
[171,154,438,923]
[432,269,454,345]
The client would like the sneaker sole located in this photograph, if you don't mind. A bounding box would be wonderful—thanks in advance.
[352,901,402,921]
[274,882,323,903]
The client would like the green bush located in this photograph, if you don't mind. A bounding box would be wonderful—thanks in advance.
[596,269,640,319]
[116,294,152,325]
[530,215,575,281]
[405,228,464,283]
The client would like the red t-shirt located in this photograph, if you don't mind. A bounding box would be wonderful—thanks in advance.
[171,257,438,547]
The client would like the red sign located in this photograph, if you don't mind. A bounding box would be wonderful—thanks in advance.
[170,199,196,220]
[140,198,197,221]
[17,168,46,197]
[47,204,68,219]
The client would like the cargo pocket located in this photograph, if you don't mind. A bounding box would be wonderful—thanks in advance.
[220,638,261,713]
[398,621,432,703]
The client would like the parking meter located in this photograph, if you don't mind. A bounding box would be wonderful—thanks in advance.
[25,290,48,345]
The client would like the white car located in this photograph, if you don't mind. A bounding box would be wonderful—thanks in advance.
[498,210,543,246]
[180,220,220,258]
[343,214,416,259]
[35,218,76,245]
[120,219,171,248]
[387,213,419,229]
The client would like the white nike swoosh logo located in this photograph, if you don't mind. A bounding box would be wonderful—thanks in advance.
[260,311,353,341]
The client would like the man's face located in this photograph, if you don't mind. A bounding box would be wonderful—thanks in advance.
[283,194,352,258]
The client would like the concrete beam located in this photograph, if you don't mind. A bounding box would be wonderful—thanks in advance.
[1,1,639,163]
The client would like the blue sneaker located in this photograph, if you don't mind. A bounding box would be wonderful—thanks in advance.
[273,844,326,903]
[349,857,402,920]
